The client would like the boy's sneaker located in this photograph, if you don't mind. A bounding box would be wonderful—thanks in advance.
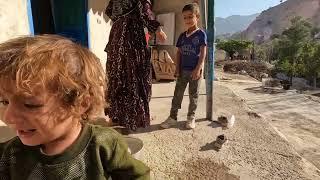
[160,117,177,129]
[217,115,236,130]
[186,116,196,129]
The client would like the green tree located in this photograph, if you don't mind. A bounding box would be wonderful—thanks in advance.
[300,42,320,88]
[216,40,252,60]
[311,27,320,37]
[270,34,280,40]
[276,16,313,83]
[256,38,280,62]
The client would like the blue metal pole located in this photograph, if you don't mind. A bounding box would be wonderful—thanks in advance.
[27,0,34,35]
[205,0,215,120]
[86,0,91,49]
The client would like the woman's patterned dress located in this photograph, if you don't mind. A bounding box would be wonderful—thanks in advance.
[105,0,160,130]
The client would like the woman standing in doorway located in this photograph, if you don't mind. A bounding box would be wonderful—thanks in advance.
[105,0,166,130]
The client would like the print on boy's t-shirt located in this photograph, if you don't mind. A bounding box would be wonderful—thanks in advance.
[176,29,207,71]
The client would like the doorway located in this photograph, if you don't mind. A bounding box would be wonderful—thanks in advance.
[29,0,88,46]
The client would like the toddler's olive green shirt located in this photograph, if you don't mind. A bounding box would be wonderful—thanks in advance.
[0,124,150,180]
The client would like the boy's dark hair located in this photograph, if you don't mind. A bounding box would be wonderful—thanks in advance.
[182,3,200,15]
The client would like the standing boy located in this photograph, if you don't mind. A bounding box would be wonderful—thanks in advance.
[161,3,207,129]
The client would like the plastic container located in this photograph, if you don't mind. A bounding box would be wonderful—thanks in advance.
[124,136,144,160]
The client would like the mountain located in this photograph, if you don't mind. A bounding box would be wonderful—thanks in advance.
[242,0,320,41]
[215,13,260,36]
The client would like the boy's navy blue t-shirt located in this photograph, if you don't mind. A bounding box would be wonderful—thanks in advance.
[176,29,207,71]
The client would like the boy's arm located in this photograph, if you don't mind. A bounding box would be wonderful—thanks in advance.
[106,136,150,180]
[196,45,207,70]
[175,48,181,77]
[191,45,207,80]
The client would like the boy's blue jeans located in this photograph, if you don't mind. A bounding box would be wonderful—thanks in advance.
[170,70,201,120]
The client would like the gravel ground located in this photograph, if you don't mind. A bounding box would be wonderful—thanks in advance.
[130,75,320,179]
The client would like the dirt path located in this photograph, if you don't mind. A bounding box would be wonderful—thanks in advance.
[216,68,320,171]
[131,78,320,179]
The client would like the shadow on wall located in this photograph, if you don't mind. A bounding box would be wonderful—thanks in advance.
[88,0,111,23]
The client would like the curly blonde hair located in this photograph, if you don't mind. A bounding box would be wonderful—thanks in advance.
[0,34,106,121]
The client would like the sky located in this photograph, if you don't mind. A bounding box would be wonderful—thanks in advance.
[215,0,283,18]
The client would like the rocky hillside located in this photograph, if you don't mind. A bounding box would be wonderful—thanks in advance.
[242,0,320,41]
[216,14,259,36]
